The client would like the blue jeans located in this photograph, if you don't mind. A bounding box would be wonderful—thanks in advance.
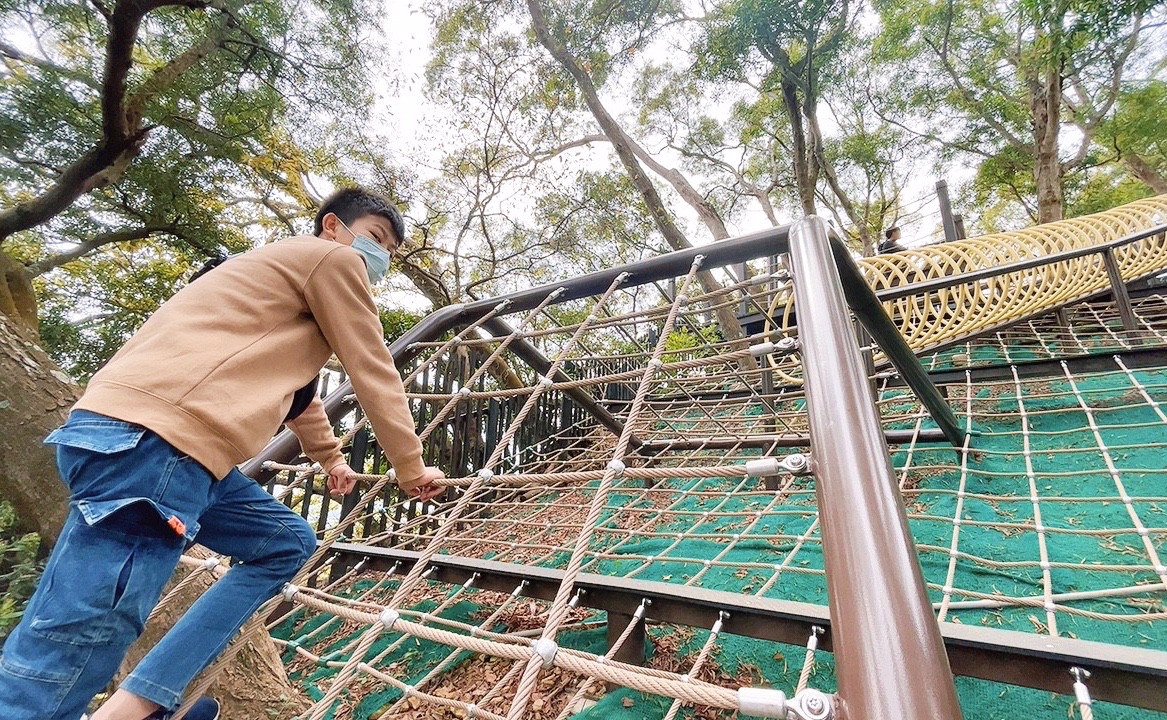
[0,411,317,718]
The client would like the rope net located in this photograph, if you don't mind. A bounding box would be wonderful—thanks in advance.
[165,198,1167,719]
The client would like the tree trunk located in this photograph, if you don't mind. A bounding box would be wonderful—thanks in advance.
[0,250,39,334]
[781,79,817,216]
[625,142,730,240]
[114,546,307,718]
[854,225,874,257]
[0,310,74,547]
[805,101,873,254]
[526,0,753,357]
[1029,64,1064,223]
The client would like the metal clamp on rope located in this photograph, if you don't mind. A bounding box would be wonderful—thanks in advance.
[378,608,400,629]
[745,453,812,477]
[749,341,776,357]
[776,336,799,352]
[532,638,558,668]
[202,557,221,572]
[737,688,787,718]
[806,625,824,651]
[477,468,494,481]
[1070,668,1093,714]
[607,459,626,476]
[281,584,299,602]
[745,458,781,477]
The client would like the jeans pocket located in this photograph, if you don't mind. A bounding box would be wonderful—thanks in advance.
[45,416,146,454]
[26,519,137,647]
[0,639,84,684]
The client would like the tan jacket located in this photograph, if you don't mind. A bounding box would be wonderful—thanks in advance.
[76,235,426,489]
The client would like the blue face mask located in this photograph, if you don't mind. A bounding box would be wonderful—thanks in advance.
[351,235,391,284]
[338,219,393,284]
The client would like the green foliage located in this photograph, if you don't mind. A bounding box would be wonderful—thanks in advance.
[545,0,683,87]
[969,145,1041,227]
[0,0,389,371]
[872,0,1164,224]
[32,241,210,381]
[1097,81,1167,189]
[379,308,424,341]
[695,0,852,82]
[662,325,720,364]
[532,170,666,270]
[689,0,904,247]
[1066,167,1155,218]
[0,501,42,640]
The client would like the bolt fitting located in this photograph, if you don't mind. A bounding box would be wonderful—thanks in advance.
[791,689,834,720]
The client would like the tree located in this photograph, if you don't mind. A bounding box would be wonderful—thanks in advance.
[0,0,379,334]
[696,0,855,216]
[688,0,916,254]
[0,312,73,548]
[404,1,688,308]
[1097,81,1167,194]
[631,64,787,230]
[874,0,1163,223]
[633,48,912,256]
[524,0,754,353]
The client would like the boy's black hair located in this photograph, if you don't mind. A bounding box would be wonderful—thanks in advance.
[884,226,900,240]
[188,250,229,283]
[314,187,405,247]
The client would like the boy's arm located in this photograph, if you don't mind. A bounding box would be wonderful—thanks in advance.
[285,394,346,473]
[302,248,428,491]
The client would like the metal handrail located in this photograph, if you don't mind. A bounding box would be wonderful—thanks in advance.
[789,216,963,720]
[244,222,964,477]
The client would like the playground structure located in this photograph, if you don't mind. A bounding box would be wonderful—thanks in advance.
[171,196,1167,719]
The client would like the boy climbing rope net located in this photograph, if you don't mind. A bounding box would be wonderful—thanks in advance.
[0,187,443,720]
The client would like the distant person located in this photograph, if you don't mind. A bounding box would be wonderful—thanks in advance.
[0,187,444,720]
[878,226,907,254]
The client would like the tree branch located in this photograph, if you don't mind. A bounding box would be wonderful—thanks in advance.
[927,0,1027,149]
[25,222,180,276]
[525,0,752,353]
[125,15,231,127]
[0,1,230,245]
[0,41,100,87]
[531,134,609,161]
